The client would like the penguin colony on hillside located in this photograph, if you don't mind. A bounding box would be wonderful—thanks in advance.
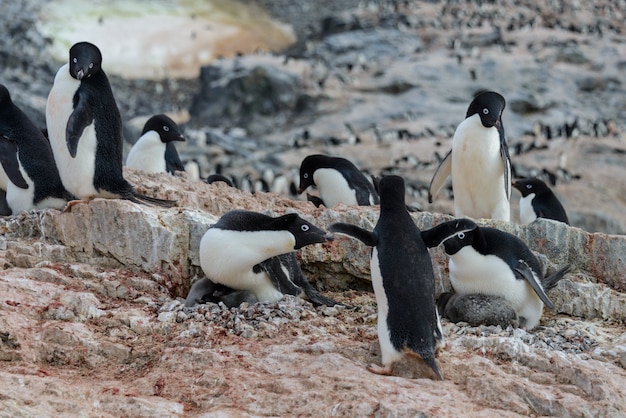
[0,42,574,380]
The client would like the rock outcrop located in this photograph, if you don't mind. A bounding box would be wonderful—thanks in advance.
[1,170,625,416]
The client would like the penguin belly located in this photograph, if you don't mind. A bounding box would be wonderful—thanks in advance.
[449,247,544,328]
[46,64,98,199]
[371,248,403,366]
[518,194,537,224]
[452,115,509,220]
[0,169,8,190]
[199,228,294,302]
[313,168,358,207]
[126,131,167,173]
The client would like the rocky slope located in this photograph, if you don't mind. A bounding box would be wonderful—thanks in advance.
[1,0,625,416]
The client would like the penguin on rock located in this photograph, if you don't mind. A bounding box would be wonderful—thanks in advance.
[513,178,569,225]
[126,114,185,174]
[428,91,511,221]
[45,41,175,208]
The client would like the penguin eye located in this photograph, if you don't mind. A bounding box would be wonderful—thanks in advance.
[457,232,465,239]
[303,173,309,179]
[526,184,532,189]
[72,57,77,64]
[301,224,310,232]
[89,63,93,69]
[163,126,170,132]
[482,108,489,115]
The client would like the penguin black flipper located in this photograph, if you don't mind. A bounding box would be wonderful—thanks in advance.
[428,149,452,203]
[283,253,339,307]
[0,135,29,189]
[498,125,512,199]
[125,189,177,207]
[253,255,302,296]
[542,265,570,292]
[514,260,554,309]
[328,223,377,247]
[343,169,379,205]
[165,142,185,174]
[66,90,94,158]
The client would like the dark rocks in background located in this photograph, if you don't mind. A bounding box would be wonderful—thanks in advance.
[188,62,311,136]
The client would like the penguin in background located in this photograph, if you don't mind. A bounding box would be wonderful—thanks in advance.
[194,210,338,307]
[0,84,74,214]
[45,41,176,208]
[512,178,569,225]
[424,218,570,330]
[329,175,444,380]
[428,91,511,221]
[126,114,185,174]
[298,154,379,208]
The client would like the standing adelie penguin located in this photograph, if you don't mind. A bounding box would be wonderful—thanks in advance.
[196,210,337,306]
[513,178,569,225]
[126,114,185,174]
[428,91,511,221]
[0,84,74,214]
[45,42,175,207]
[298,154,379,208]
[425,218,570,330]
[329,175,444,379]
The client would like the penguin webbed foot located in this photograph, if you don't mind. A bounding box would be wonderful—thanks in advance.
[367,363,393,376]
[62,196,95,212]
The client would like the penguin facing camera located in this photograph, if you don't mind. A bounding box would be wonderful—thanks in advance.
[429,91,511,221]
[45,42,176,208]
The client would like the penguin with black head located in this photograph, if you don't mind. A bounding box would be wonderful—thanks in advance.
[126,114,185,174]
[0,84,74,214]
[330,175,444,379]
[45,42,176,208]
[429,91,511,221]
[425,218,570,330]
[513,178,569,225]
[298,154,379,208]
[193,210,338,307]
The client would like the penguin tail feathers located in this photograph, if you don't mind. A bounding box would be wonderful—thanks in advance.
[404,349,443,381]
[127,190,177,208]
[542,265,571,292]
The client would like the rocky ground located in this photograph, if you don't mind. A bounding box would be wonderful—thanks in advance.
[1,0,625,416]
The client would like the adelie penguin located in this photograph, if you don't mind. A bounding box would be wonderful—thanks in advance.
[329,175,444,380]
[0,84,75,214]
[191,210,338,307]
[45,42,176,208]
[425,218,570,330]
[512,178,569,225]
[428,91,512,221]
[298,154,379,208]
[126,114,186,175]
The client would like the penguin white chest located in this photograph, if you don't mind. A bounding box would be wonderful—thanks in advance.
[313,168,358,207]
[46,64,98,199]
[370,248,403,365]
[125,131,167,173]
[198,228,295,302]
[449,247,544,328]
[5,161,35,214]
[518,194,537,224]
[451,114,509,220]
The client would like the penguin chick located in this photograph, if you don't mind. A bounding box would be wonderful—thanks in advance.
[298,154,379,208]
[198,210,337,305]
[424,218,570,330]
[428,91,511,221]
[329,175,444,380]
[512,178,569,225]
[126,114,185,174]
[437,292,519,328]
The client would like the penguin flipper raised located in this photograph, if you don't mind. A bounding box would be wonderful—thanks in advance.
[428,149,452,203]
[514,260,554,309]
[328,222,377,247]
[0,135,29,189]
[66,90,94,158]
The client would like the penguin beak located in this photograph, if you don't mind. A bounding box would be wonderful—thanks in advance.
[324,233,334,242]
[176,134,185,142]
[76,69,85,80]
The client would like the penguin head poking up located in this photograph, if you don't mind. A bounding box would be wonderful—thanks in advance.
[141,114,185,144]
[69,42,102,80]
[422,218,483,255]
[466,91,505,128]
